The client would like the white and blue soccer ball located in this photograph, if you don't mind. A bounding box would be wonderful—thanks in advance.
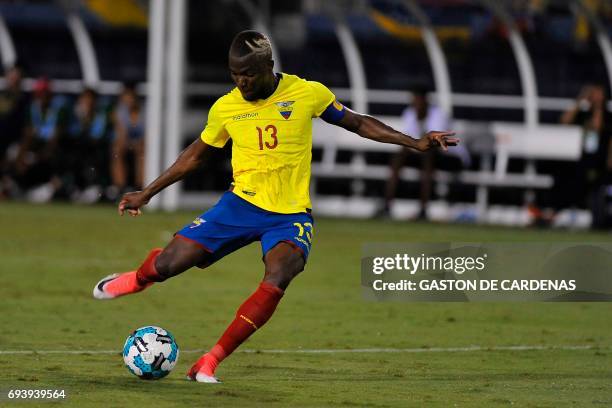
[122,326,179,380]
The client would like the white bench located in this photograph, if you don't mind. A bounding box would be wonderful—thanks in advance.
[311,117,582,219]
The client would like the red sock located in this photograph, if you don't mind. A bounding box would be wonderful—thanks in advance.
[213,282,284,363]
[135,248,164,285]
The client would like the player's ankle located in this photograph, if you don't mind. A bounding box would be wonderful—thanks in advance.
[204,353,219,376]
[209,344,227,362]
[187,352,218,379]
[135,248,165,283]
[135,273,153,288]
[201,345,226,376]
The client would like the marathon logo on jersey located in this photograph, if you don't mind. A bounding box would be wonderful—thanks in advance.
[232,112,258,121]
[189,217,206,229]
[275,101,295,120]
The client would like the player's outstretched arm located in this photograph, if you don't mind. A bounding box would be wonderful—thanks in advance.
[118,139,210,216]
[335,108,458,152]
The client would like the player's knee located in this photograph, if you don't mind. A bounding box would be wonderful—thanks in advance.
[264,259,304,290]
[263,271,294,291]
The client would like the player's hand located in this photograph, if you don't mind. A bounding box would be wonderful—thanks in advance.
[418,131,459,152]
[118,191,150,217]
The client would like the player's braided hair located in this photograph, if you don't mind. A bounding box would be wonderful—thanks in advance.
[229,30,272,62]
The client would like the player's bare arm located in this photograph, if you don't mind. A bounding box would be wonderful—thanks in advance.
[336,108,459,152]
[118,139,210,216]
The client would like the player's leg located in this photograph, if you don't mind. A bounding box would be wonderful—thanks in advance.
[418,150,434,219]
[187,242,303,383]
[93,237,211,300]
[188,217,312,383]
[380,147,410,216]
[93,197,259,300]
[262,241,306,289]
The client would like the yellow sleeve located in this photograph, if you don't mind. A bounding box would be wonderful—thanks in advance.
[200,100,229,147]
[308,81,336,118]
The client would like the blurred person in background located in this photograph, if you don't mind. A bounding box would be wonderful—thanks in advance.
[109,83,145,200]
[11,78,68,202]
[561,84,612,229]
[532,83,612,228]
[0,64,28,198]
[66,88,113,203]
[378,86,470,220]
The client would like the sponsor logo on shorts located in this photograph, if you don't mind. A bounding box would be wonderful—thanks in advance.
[293,236,310,248]
[189,217,206,228]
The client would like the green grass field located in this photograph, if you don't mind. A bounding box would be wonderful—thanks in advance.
[1,202,611,407]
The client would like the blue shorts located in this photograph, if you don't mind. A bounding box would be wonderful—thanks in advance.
[175,192,314,267]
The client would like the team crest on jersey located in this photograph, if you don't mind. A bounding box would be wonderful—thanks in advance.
[275,101,295,120]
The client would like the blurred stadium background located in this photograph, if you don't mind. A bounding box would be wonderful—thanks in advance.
[2,2,612,405]
[1,0,612,229]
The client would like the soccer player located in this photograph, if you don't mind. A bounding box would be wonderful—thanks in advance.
[92,30,458,383]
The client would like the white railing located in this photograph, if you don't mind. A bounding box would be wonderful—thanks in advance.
[0,77,590,112]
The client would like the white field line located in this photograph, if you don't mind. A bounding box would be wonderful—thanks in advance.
[0,345,604,355]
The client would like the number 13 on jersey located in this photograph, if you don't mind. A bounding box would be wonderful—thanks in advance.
[257,125,278,150]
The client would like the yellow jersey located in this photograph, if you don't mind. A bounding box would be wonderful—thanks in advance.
[200,73,339,214]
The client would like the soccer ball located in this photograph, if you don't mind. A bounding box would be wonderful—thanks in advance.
[122,326,179,379]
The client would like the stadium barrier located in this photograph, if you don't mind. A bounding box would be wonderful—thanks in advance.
[310,117,582,220]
